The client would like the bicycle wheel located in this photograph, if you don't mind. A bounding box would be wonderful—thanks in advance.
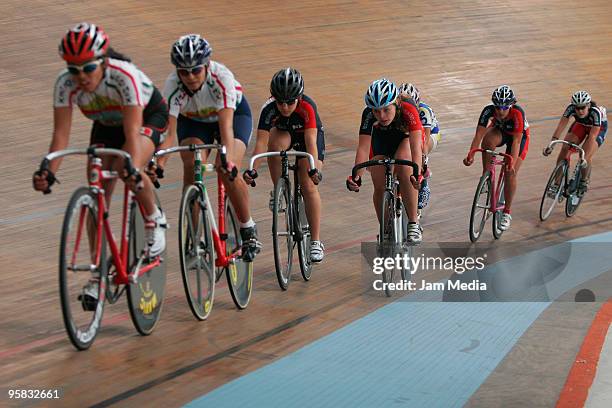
[492,177,506,239]
[59,187,108,350]
[379,190,396,297]
[179,185,215,321]
[539,160,567,221]
[398,200,411,282]
[126,193,167,335]
[272,177,294,290]
[469,172,492,243]
[565,167,584,217]
[225,198,253,309]
[296,190,313,281]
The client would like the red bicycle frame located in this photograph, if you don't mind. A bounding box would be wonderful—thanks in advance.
[208,172,241,268]
[468,148,513,213]
[74,156,161,286]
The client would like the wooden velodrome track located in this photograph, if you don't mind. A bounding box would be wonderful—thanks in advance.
[1,0,611,406]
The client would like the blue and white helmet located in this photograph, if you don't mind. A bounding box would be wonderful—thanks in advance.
[491,85,516,107]
[571,90,591,106]
[400,83,420,105]
[365,78,399,109]
[171,34,212,68]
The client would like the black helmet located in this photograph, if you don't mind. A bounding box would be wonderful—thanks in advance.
[491,85,516,107]
[270,67,304,102]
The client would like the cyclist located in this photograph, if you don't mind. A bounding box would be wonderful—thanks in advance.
[399,82,441,212]
[157,34,261,261]
[347,78,424,243]
[32,23,169,307]
[463,85,530,231]
[543,90,607,194]
[243,68,325,262]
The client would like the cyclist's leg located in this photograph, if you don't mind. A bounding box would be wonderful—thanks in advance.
[481,127,503,173]
[394,136,418,222]
[216,97,253,224]
[503,135,527,213]
[295,129,325,242]
[267,128,292,184]
[370,130,397,223]
[177,115,213,187]
[580,124,606,185]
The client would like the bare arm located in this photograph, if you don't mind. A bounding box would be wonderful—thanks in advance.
[217,107,235,163]
[352,134,372,179]
[48,107,73,174]
[251,129,270,171]
[551,116,571,141]
[156,115,177,169]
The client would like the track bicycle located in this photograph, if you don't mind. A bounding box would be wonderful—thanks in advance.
[37,147,166,350]
[154,144,252,320]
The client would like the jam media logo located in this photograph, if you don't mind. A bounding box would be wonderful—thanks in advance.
[361,241,612,302]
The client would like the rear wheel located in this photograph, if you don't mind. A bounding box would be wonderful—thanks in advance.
[225,199,253,309]
[126,193,167,336]
[296,190,313,281]
[469,172,492,243]
[379,191,396,297]
[565,166,584,217]
[272,178,293,290]
[540,160,567,221]
[492,177,506,239]
[59,187,107,350]
[179,185,215,321]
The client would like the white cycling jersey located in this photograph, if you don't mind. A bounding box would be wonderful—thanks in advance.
[53,58,154,126]
[163,60,243,123]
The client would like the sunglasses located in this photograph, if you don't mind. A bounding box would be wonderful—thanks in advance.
[494,105,512,111]
[67,59,103,75]
[275,98,298,106]
[575,105,588,111]
[177,65,205,76]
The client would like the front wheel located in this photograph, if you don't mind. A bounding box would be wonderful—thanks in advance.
[59,187,107,350]
[469,172,492,243]
[225,198,253,309]
[379,190,396,297]
[179,185,215,321]
[272,178,294,290]
[492,177,506,239]
[296,191,313,281]
[540,160,568,221]
[126,193,167,336]
[565,167,584,217]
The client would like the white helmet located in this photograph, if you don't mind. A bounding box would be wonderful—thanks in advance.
[400,83,420,105]
[571,90,591,106]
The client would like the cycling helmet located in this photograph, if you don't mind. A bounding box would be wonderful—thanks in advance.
[491,85,516,107]
[59,23,109,64]
[270,67,304,102]
[171,34,212,68]
[365,78,399,109]
[571,90,591,106]
[400,82,420,105]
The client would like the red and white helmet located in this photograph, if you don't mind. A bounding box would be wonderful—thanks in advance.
[59,23,109,64]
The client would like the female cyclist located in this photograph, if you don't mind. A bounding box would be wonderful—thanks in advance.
[32,22,169,305]
[347,78,424,244]
[543,90,607,194]
[243,68,325,262]
[463,85,530,231]
[157,34,261,261]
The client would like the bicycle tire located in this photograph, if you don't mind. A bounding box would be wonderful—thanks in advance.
[565,166,584,217]
[539,160,567,221]
[179,184,215,321]
[126,192,167,336]
[272,177,293,290]
[398,200,411,281]
[296,190,313,281]
[492,177,506,239]
[469,172,491,243]
[225,198,253,309]
[59,187,107,350]
[379,190,396,297]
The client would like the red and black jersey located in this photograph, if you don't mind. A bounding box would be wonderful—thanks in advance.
[258,94,323,134]
[477,104,529,137]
